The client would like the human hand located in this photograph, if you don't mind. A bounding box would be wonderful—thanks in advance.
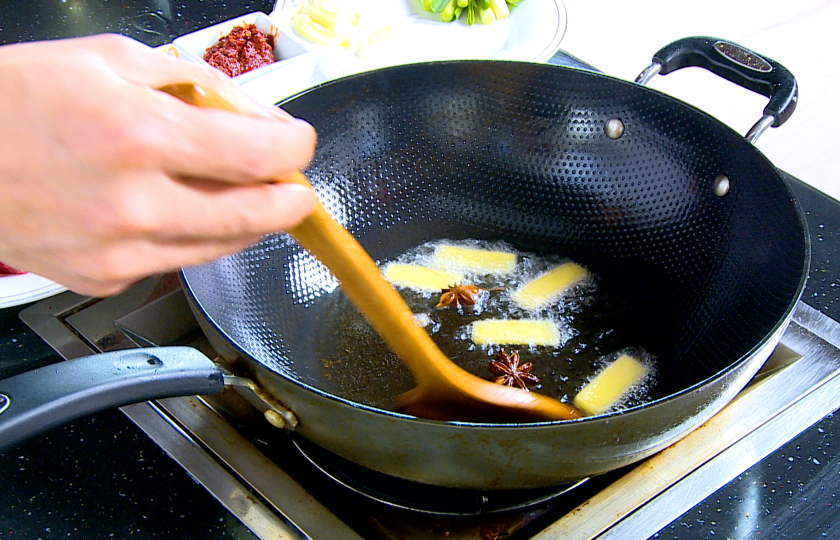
[0,34,317,296]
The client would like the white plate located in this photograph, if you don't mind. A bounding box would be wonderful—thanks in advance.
[0,274,66,309]
[271,0,567,73]
[239,52,351,105]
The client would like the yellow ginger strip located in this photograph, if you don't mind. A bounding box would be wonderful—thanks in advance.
[471,319,561,347]
[573,354,649,416]
[383,263,462,293]
[511,262,588,310]
[432,245,517,275]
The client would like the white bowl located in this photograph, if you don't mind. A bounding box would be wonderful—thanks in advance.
[173,12,309,84]
[239,52,350,105]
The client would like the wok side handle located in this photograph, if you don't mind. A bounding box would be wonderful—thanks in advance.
[635,36,797,142]
[0,347,225,452]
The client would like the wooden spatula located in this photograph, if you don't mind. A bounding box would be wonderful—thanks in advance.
[158,82,582,423]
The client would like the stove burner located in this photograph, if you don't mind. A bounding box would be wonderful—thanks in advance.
[292,436,588,515]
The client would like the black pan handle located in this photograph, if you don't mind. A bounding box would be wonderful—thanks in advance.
[635,36,798,143]
[0,347,225,451]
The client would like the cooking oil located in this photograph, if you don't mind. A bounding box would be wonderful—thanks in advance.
[313,239,657,416]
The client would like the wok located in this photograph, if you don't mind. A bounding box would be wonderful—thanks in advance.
[0,37,808,490]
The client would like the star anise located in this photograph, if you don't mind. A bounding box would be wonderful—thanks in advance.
[436,283,485,309]
[488,349,540,390]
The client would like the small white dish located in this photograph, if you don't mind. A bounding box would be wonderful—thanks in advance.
[239,52,350,105]
[0,274,66,309]
[173,12,309,84]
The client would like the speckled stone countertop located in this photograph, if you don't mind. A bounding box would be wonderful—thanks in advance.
[1,2,839,538]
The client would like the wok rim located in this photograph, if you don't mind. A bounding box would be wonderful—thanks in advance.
[180,59,811,428]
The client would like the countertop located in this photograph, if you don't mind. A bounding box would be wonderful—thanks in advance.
[1,1,839,539]
[560,0,840,202]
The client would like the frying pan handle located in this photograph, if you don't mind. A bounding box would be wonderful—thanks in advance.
[635,36,797,143]
[0,347,225,452]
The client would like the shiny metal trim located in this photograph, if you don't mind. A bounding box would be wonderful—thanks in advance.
[120,400,306,540]
[0,394,9,415]
[224,376,300,431]
[634,61,662,85]
[746,114,776,144]
[792,301,840,349]
[155,396,363,539]
[19,290,99,360]
[533,302,840,539]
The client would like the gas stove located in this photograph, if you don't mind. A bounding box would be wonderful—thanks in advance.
[18,267,840,539]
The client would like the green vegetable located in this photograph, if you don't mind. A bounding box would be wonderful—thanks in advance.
[489,0,510,19]
[440,0,457,21]
[421,0,522,24]
[477,5,495,24]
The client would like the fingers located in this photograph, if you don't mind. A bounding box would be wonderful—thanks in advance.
[9,176,318,297]
[97,173,318,241]
[0,34,323,298]
[141,100,318,182]
[67,34,318,184]
[40,235,269,297]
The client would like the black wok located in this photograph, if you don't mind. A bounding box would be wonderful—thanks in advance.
[0,37,808,490]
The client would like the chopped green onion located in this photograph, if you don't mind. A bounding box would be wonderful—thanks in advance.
[489,0,510,19]
[440,0,457,21]
[421,0,521,23]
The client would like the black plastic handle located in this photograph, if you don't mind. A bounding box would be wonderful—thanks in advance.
[0,347,225,451]
[651,36,798,127]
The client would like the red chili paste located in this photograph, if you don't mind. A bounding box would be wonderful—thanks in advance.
[203,23,275,78]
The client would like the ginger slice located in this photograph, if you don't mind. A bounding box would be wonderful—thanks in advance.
[432,245,517,275]
[383,263,462,293]
[471,319,561,346]
[573,354,649,415]
[511,262,588,310]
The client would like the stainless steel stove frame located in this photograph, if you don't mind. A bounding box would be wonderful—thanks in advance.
[20,275,840,539]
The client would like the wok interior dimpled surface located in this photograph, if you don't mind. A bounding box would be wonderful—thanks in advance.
[183,61,807,417]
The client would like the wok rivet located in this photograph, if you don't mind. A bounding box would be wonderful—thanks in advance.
[264,409,286,429]
[604,118,625,139]
[713,175,731,197]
